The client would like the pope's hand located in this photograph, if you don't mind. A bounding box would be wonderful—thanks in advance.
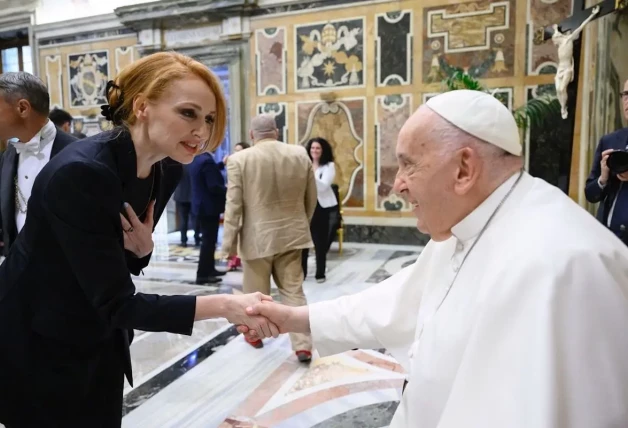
[225,293,280,339]
[236,301,292,339]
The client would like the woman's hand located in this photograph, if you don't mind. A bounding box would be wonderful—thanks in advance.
[224,293,280,339]
[120,201,155,258]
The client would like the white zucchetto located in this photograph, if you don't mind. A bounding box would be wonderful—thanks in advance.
[426,90,522,156]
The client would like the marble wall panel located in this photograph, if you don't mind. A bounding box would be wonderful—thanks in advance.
[257,102,288,142]
[256,27,287,96]
[68,50,110,108]
[295,18,365,92]
[45,55,64,109]
[376,10,413,87]
[526,0,572,75]
[296,99,365,208]
[423,0,516,82]
[375,94,413,212]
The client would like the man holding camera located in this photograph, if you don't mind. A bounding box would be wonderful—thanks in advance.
[585,79,628,243]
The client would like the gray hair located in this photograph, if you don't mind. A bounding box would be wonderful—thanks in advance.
[250,114,278,141]
[0,72,50,115]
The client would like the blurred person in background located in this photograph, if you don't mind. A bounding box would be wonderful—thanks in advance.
[222,114,316,361]
[584,79,628,244]
[301,137,337,283]
[190,150,227,284]
[174,163,201,248]
[49,107,87,139]
[223,141,251,271]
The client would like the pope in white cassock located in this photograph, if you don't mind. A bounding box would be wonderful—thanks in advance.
[239,90,628,427]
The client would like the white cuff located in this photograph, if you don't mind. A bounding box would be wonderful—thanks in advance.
[598,178,607,189]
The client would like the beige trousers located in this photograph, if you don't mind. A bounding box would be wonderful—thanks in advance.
[242,249,312,351]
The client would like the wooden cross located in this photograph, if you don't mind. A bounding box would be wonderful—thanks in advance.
[542,0,627,40]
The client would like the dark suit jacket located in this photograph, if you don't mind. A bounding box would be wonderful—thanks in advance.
[189,152,226,217]
[0,130,76,256]
[174,163,193,203]
[0,129,196,424]
[584,127,628,235]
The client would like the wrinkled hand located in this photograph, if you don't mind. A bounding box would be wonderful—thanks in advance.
[120,201,155,258]
[226,293,280,339]
[600,149,614,184]
[236,301,292,340]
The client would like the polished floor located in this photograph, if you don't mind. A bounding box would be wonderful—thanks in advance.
[119,230,423,427]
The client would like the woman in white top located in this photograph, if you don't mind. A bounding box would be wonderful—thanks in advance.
[302,137,338,282]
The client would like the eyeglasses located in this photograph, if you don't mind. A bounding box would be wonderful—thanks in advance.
[621,91,628,99]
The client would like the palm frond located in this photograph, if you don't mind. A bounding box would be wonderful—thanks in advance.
[513,95,561,131]
[443,71,486,92]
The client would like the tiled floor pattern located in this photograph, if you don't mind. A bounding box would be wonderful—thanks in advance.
[120,233,422,427]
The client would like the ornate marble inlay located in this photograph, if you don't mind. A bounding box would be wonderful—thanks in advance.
[423,0,516,81]
[297,99,365,208]
[256,27,287,95]
[375,10,413,86]
[68,50,109,108]
[295,18,365,91]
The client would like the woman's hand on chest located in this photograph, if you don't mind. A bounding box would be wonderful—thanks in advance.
[120,200,155,258]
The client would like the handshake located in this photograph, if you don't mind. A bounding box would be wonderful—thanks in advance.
[221,292,310,340]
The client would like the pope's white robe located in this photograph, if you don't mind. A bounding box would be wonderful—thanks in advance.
[310,172,628,428]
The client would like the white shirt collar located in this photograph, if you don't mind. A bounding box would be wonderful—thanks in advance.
[451,171,522,243]
[12,120,56,156]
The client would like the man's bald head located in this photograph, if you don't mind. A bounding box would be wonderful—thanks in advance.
[250,114,279,142]
[393,104,523,241]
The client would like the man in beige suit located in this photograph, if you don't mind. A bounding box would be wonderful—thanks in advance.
[222,114,317,362]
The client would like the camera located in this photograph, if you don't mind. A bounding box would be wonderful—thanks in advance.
[606,150,628,175]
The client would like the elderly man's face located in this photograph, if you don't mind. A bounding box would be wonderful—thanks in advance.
[393,109,460,239]
[0,94,23,141]
[622,79,628,121]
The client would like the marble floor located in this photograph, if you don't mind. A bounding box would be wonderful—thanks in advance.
[120,232,423,427]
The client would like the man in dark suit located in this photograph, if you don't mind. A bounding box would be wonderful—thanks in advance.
[584,79,628,243]
[0,72,76,257]
[174,163,201,247]
[189,151,227,284]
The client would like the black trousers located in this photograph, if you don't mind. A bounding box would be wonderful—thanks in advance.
[197,214,220,279]
[176,202,200,245]
[302,203,331,279]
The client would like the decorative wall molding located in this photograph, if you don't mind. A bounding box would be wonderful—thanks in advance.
[0,4,36,32]
[114,46,134,74]
[33,13,129,46]
[44,55,63,109]
[114,0,257,31]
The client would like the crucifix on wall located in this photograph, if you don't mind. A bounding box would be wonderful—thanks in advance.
[541,0,627,119]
